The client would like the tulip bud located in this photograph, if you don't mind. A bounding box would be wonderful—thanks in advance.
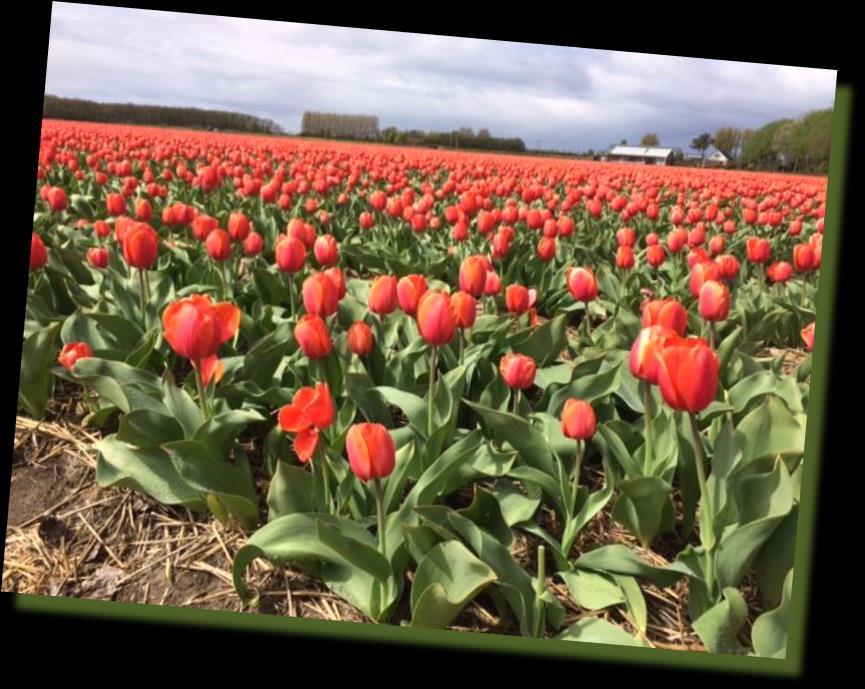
[369,275,399,315]
[656,337,720,413]
[302,272,340,317]
[275,235,307,273]
[459,256,488,297]
[87,246,109,269]
[122,223,159,269]
[30,233,48,271]
[801,322,815,351]
[646,244,666,268]
[346,423,396,482]
[630,326,678,384]
[416,290,456,345]
[58,342,93,371]
[746,237,771,264]
[397,274,428,316]
[228,211,251,241]
[347,321,374,356]
[314,234,339,266]
[561,399,597,440]
[294,314,333,359]
[451,290,477,329]
[206,228,232,261]
[698,280,730,322]
[243,231,264,256]
[566,266,598,302]
[499,353,536,390]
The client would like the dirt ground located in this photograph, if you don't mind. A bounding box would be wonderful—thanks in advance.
[5,355,800,649]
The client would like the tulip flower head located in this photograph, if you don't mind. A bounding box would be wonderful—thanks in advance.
[347,321,374,356]
[642,299,688,337]
[294,314,333,359]
[345,423,396,482]
[58,342,93,371]
[416,289,456,346]
[561,399,597,440]
[801,322,815,351]
[499,353,537,390]
[655,337,720,414]
[278,383,335,462]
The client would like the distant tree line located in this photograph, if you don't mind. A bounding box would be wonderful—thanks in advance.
[300,112,380,140]
[737,108,833,173]
[379,125,526,153]
[43,94,285,134]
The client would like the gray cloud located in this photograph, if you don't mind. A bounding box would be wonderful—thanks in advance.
[45,3,837,151]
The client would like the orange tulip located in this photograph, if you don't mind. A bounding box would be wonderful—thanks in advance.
[122,222,159,269]
[302,272,340,317]
[505,284,530,315]
[698,280,730,322]
[629,326,678,384]
[801,322,815,351]
[206,228,232,261]
[459,256,487,297]
[561,399,597,440]
[369,275,399,315]
[275,235,307,273]
[30,233,47,271]
[451,291,477,329]
[278,382,335,462]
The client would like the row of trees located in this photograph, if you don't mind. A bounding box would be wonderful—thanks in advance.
[43,95,285,134]
[300,112,380,140]
[379,126,526,153]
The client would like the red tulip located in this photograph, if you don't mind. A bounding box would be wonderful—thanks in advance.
[314,234,339,266]
[192,214,218,241]
[715,254,741,281]
[30,233,47,271]
[345,423,396,481]
[646,244,666,268]
[767,261,793,283]
[746,237,771,264]
[801,322,815,351]
[294,314,332,359]
[459,256,488,297]
[484,271,502,296]
[243,231,264,256]
[642,299,687,337]
[162,294,240,361]
[698,280,730,322]
[537,237,556,262]
[416,290,456,345]
[616,245,635,270]
[275,235,307,273]
[228,211,251,241]
[369,275,399,315]
[656,337,720,413]
[451,291,477,329]
[347,321,374,356]
[629,326,678,384]
[506,284,531,315]
[122,223,159,269]
[499,353,536,390]
[324,267,347,300]
[793,243,816,272]
[561,399,597,440]
[302,272,340,317]
[106,193,126,216]
[47,187,68,211]
[86,246,109,268]
[278,382,335,462]
[58,342,93,371]
[566,267,598,302]
[206,228,232,261]
[397,274,428,316]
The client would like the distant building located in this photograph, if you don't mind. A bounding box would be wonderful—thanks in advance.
[682,148,731,168]
[604,145,680,166]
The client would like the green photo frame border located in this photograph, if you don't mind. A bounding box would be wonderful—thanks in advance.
[8,79,853,677]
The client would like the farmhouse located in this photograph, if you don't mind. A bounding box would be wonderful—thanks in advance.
[604,145,679,166]
[682,148,731,168]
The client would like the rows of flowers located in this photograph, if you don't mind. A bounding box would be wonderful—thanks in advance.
[21,120,821,654]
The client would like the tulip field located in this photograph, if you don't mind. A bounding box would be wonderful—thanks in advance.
[14,119,823,655]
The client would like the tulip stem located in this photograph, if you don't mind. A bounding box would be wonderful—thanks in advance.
[427,346,437,438]
[286,273,296,319]
[687,412,715,597]
[372,478,387,558]
[138,268,149,329]
[570,439,583,514]
[708,321,717,350]
[458,329,465,366]
[513,388,522,414]
[194,363,211,419]
[643,384,654,476]
[534,544,546,638]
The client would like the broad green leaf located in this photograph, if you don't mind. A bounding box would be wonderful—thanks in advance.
[752,568,793,659]
[558,569,625,610]
[18,322,61,419]
[556,617,645,646]
[410,540,497,629]
[692,586,749,654]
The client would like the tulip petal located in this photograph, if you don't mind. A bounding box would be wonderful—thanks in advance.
[278,404,311,433]
[197,355,224,386]
[294,427,319,463]
[213,302,241,343]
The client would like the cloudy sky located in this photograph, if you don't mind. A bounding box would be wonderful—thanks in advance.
[45,3,838,151]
